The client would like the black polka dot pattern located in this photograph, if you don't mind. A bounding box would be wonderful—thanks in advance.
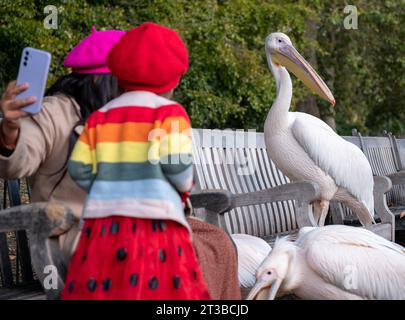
[87,278,97,292]
[100,226,106,236]
[102,278,112,291]
[159,249,166,262]
[85,227,91,238]
[173,276,181,289]
[152,220,158,231]
[110,221,120,234]
[129,273,138,286]
[61,218,211,299]
[148,276,158,290]
[116,247,127,261]
[159,221,166,231]
[68,281,75,293]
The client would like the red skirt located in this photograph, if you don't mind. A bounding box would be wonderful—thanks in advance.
[61,216,211,300]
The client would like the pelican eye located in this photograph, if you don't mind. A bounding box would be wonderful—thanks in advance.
[278,39,282,43]
[267,271,272,275]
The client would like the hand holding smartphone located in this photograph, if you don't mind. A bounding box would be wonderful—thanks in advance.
[15,47,51,114]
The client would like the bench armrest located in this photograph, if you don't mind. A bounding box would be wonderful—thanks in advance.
[387,171,405,186]
[373,176,395,240]
[190,181,320,228]
[0,202,75,300]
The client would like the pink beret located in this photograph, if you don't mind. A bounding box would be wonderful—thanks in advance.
[107,22,188,93]
[64,27,126,74]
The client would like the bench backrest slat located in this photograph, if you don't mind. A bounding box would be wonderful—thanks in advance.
[357,135,405,206]
[390,136,405,206]
[192,129,297,237]
[393,137,405,171]
[360,137,397,175]
[193,129,398,228]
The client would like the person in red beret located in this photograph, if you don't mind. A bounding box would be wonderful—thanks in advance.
[61,22,211,300]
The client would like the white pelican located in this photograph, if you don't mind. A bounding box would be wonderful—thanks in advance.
[264,33,374,226]
[247,225,405,300]
[231,234,272,288]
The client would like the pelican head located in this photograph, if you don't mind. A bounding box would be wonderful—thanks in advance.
[265,32,335,106]
[247,237,297,300]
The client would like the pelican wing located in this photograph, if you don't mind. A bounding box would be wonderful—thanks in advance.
[290,112,374,214]
[297,225,405,299]
[231,234,272,288]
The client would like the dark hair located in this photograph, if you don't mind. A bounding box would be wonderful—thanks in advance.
[46,73,123,121]
[45,73,123,194]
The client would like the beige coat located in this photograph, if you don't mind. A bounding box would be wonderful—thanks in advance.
[0,94,86,257]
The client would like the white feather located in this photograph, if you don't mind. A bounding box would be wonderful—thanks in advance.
[291,112,374,215]
[295,225,405,299]
[231,234,272,288]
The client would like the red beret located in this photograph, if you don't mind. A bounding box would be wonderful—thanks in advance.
[107,22,189,93]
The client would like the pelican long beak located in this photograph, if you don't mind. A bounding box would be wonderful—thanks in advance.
[246,278,282,300]
[270,44,335,106]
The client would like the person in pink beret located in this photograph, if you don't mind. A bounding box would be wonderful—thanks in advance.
[0,24,241,301]
[0,27,126,259]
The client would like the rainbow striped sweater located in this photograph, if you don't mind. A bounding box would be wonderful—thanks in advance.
[68,91,193,230]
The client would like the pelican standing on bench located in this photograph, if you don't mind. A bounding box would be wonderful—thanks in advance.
[264,33,374,226]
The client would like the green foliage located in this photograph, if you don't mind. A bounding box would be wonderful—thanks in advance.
[0,0,130,88]
[315,0,405,135]
[0,0,404,135]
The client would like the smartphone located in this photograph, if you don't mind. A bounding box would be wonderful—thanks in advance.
[16,47,51,114]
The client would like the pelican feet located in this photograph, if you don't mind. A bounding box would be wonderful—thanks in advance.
[313,200,330,227]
